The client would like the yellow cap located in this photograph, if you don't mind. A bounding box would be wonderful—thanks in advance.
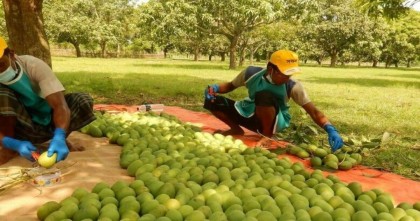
[269,50,301,75]
[0,37,8,58]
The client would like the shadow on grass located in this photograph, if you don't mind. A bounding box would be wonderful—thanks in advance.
[300,64,420,72]
[364,144,420,181]
[59,71,415,135]
[132,63,229,70]
[306,77,420,89]
[384,74,420,80]
[57,70,419,180]
[60,72,224,105]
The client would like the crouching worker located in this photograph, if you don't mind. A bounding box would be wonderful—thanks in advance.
[0,37,96,165]
[203,50,343,151]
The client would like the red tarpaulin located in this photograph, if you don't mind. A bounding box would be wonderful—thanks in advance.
[93,104,420,204]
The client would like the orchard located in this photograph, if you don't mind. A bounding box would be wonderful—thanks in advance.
[37,111,420,221]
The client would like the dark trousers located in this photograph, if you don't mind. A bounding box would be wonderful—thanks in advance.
[0,86,96,144]
[203,91,279,133]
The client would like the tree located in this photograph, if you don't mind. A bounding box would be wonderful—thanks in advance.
[307,0,365,67]
[187,0,283,69]
[2,0,51,66]
[203,34,229,61]
[0,1,6,36]
[88,0,135,58]
[355,0,419,19]
[174,2,211,61]
[381,11,420,67]
[244,23,292,65]
[138,0,190,59]
[43,0,92,57]
[237,28,267,67]
[396,10,420,67]
[350,18,388,67]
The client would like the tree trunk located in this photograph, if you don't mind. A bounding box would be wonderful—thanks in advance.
[239,56,244,67]
[151,43,155,54]
[330,53,337,67]
[372,60,378,67]
[163,44,172,59]
[249,51,254,65]
[117,43,120,58]
[163,43,173,59]
[194,46,199,61]
[228,36,239,69]
[238,44,246,67]
[239,49,245,67]
[220,52,226,61]
[67,38,81,58]
[209,54,212,61]
[3,0,51,67]
[386,58,392,68]
[100,41,106,58]
[74,43,81,57]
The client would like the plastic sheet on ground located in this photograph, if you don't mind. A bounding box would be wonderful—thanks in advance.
[0,104,418,220]
[94,104,420,205]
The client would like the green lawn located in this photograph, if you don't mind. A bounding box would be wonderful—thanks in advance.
[52,57,420,180]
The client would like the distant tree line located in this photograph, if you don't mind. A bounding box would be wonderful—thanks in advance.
[1,0,419,69]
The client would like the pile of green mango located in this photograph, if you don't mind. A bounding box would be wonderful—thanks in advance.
[286,143,363,171]
[36,112,420,221]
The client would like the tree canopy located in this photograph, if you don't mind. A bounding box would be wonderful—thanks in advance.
[355,0,419,19]
[1,0,419,68]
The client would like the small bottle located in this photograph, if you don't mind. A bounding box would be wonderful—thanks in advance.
[137,103,164,112]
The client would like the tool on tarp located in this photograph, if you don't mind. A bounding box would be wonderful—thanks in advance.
[31,151,40,162]
[137,103,164,112]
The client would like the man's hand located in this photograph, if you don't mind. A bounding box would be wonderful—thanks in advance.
[47,128,69,162]
[1,137,37,161]
[324,124,344,152]
[204,84,219,101]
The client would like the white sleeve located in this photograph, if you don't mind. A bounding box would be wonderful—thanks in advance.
[17,55,65,98]
[231,70,246,88]
[290,81,311,106]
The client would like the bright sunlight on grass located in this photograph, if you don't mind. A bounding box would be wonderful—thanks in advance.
[52,57,420,179]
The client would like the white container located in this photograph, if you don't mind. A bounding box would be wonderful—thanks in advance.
[137,104,164,112]
[32,171,62,187]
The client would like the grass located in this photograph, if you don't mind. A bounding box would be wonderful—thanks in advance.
[52,57,420,180]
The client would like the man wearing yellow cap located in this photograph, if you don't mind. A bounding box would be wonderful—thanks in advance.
[0,37,96,164]
[204,50,343,151]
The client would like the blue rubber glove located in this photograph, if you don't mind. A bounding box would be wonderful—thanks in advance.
[1,137,37,161]
[204,84,219,101]
[324,124,344,152]
[47,128,69,162]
